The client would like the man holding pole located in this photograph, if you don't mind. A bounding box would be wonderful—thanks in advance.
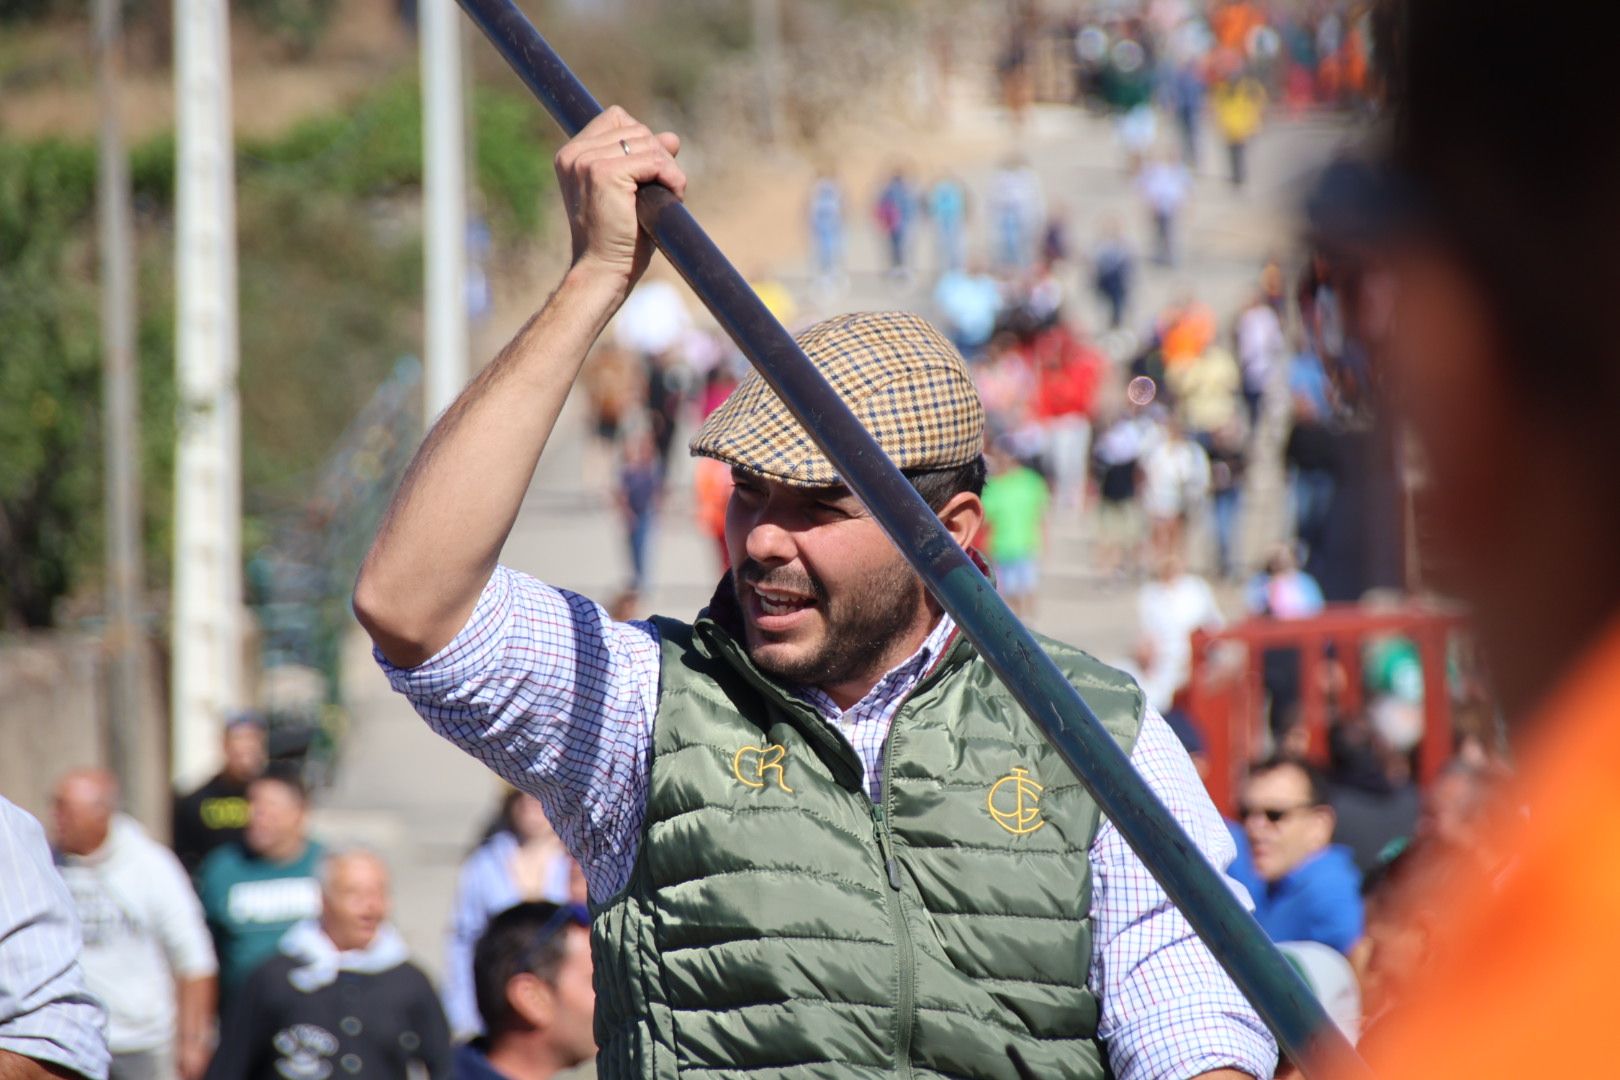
[355,107,1274,1078]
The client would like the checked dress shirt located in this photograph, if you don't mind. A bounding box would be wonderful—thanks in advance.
[0,797,110,1080]
[380,565,1277,1080]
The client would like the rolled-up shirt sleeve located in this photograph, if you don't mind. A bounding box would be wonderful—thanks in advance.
[375,565,662,899]
[0,798,110,1080]
[1089,711,1278,1080]
[151,844,217,981]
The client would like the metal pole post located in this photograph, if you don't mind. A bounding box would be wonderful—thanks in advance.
[751,0,784,143]
[171,0,243,788]
[94,0,147,815]
[421,0,470,423]
[449,4,1371,1074]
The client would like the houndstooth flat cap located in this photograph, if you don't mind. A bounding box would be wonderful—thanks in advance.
[689,311,986,487]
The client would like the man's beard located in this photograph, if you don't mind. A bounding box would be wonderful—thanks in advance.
[735,557,925,689]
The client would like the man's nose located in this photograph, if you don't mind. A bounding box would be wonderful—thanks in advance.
[743,515,799,565]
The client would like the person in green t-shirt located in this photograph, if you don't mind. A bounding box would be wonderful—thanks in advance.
[980,442,1051,617]
[194,765,324,1008]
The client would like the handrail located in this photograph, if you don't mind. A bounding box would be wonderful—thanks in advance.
[1187,604,1469,816]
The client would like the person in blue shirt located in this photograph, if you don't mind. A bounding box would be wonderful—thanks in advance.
[1223,816,1266,909]
[1238,755,1364,954]
[443,792,574,1040]
[931,262,1003,359]
[806,172,845,287]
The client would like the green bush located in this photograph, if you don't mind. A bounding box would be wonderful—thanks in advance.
[242,77,551,234]
[0,139,105,628]
[0,77,554,629]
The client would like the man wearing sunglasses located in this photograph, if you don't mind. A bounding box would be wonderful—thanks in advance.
[1238,757,1363,955]
[456,903,595,1080]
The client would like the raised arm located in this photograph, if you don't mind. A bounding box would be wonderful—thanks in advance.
[354,106,685,667]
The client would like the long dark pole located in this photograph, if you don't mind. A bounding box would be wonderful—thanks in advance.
[452,2,1368,1074]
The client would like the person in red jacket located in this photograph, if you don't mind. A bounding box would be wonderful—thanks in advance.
[1031,327,1103,512]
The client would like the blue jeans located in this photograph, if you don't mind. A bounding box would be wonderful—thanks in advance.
[936,219,965,273]
[812,222,843,278]
[1213,487,1241,578]
[885,227,910,272]
[1152,210,1176,266]
[1291,468,1336,557]
[996,212,1027,270]
[626,513,655,590]
[1096,271,1129,329]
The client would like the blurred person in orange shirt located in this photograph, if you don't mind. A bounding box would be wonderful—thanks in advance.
[1306,0,1620,1074]
[1211,0,1264,54]
[1160,296,1217,366]
[692,455,733,577]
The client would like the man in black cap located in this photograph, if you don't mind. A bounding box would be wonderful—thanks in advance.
[172,714,267,875]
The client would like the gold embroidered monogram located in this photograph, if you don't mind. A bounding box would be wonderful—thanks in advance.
[987,767,1045,835]
[731,743,794,793]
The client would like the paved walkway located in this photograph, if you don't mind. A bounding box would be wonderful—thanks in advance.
[314,97,1349,975]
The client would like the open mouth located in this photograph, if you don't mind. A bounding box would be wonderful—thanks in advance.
[753,585,816,617]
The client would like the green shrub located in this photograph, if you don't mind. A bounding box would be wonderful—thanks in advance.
[0,77,553,628]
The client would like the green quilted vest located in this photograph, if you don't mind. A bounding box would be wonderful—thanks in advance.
[592,591,1144,1080]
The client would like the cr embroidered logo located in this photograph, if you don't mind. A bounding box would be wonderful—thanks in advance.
[731,743,794,793]
[987,766,1045,835]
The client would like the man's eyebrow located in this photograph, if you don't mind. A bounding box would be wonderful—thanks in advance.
[727,470,857,504]
[807,484,853,501]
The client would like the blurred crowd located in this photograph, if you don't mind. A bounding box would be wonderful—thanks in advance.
[1027,0,1377,128]
[564,0,1394,629]
[2,719,597,1080]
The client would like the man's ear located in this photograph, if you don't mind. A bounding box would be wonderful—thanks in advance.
[1309,803,1338,849]
[937,491,985,552]
[507,972,557,1031]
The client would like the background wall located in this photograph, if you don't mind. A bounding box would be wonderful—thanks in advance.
[0,632,169,828]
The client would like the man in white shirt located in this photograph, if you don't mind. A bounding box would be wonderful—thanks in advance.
[1139,417,1211,564]
[52,771,217,1080]
[1138,154,1192,266]
[1136,552,1227,713]
[1236,294,1285,427]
